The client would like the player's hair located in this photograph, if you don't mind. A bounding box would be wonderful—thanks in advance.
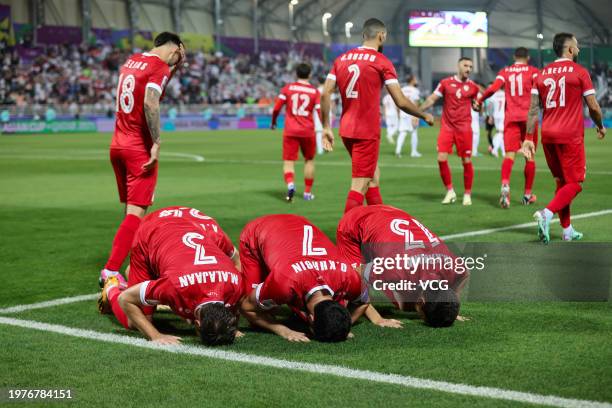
[318,76,326,85]
[553,32,575,57]
[458,56,472,63]
[406,74,416,84]
[312,300,351,342]
[421,289,460,328]
[198,303,237,346]
[514,47,529,59]
[362,18,386,40]
[154,31,183,48]
[296,63,312,79]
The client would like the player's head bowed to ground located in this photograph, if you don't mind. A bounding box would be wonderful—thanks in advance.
[337,205,468,327]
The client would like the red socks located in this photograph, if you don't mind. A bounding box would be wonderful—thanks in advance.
[344,190,364,213]
[365,186,383,205]
[463,162,474,194]
[438,161,453,190]
[304,178,314,193]
[501,158,514,185]
[524,161,535,195]
[108,286,129,329]
[546,182,582,214]
[284,172,295,186]
[105,214,142,272]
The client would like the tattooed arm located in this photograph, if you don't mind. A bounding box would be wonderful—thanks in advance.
[142,87,162,171]
[521,94,540,161]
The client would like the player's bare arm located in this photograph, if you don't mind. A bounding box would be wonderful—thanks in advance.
[386,83,434,126]
[143,87,162,171]
[521,94,540,160]
[239,293,310,342]
[118,284,181,345]
[320,78,336,152]
[584,94,606,139]
[419,93,440,112]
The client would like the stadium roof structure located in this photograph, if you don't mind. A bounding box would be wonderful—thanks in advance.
[133,0,610,47]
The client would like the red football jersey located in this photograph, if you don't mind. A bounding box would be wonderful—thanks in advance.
[328,46,398,139]
[493,63,539,122]
[239,215,362,317]
[273,81,320,138]
[434,76,480,130]
[336,205,464,288]
[133,207,242,321]
[532,58,595,144]
[111,53,171,152]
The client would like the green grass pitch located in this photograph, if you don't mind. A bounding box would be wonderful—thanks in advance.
[0,127,611,407]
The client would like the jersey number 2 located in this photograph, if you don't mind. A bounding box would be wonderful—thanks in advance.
[345,64,360,99]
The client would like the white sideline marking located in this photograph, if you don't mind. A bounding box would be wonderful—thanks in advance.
[0,293,98,314]
[441,209,612,240]
[0,316,609,408]
[164,152,205,162]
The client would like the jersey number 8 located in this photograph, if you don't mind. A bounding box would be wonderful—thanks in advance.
[116,73,136,114]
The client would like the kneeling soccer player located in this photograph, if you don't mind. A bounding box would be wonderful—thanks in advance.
[238,214,383,342]
[337,205,468,327]
[98,206,243,346]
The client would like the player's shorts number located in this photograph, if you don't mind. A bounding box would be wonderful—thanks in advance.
[291,93,311,116]
[116,73,136,114]
[346,64,360,99]
[543,76,566,109]
[182,232,217,265]
[302,225,327,256]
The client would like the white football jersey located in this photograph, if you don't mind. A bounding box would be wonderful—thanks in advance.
[490,90,505,119]
[399,85,420,120]
[383,94,398,118]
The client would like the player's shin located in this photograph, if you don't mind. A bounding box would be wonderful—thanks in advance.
[437,160,453,190]
[395,131,407,156]
[105,214,142,272]
[108,286,130,329]
[463,161,474,195]
[501,157,514,186]
[344,190,365,213]
[524,160,536,195]
[546,183,582,214]
[365,187,383,205]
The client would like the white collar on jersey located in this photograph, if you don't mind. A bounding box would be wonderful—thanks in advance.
[514,62,526,65]
[296,79,310,85]
[554,58,573,62]
[358,45,377,51]
[142,52,162,60]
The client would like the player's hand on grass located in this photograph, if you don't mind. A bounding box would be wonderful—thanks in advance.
[279,328,310,342]
[373,318,403,328]
[596,126,606,140]
[143,143,160,171]
[322,128,334,152]
[422,112,434,127]
[347,332,355,339]
[235,330,245,338]
[151,334,182,345]
[455,315,470,322]
[521,140,535,161]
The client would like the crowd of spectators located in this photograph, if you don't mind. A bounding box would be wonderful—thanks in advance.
[0,42,329,117]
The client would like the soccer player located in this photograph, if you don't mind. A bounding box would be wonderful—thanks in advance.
[478,47,540,208]
[523,33,605,243]
[320,18,434,214]
[420,57,481,206]
[314,76,336,155]
[337,205,467,327]
[471,100,481,157]
[272,63,321,202]
[382,90,399,144]
[239,214,396,342]
[486,89,506,159]
[98,206,242,346]
[101,32,185,285]
[395,75,422,158]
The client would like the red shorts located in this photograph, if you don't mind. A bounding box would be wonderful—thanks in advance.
[342,137,380,178]
[110,148,157,207]
[437,127,472,157]
[282,136,316,161]
[542,143,585,183]
[505,121,538,152]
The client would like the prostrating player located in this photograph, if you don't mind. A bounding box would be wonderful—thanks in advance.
[98,206,243,346]
[485,89,506,159]
[101,32,185,285]
[239,214,395,342]
[395,75,422,158]
[478,47,540,208]
[314,76,336,155]
[337,205,468,327]
[320,18,434,214]
[523,33,605,243]
[382,90,399,144]
[420,57,481,206]
[272,63,321,202]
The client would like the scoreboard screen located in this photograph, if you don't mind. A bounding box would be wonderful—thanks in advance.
[409,10,488,48]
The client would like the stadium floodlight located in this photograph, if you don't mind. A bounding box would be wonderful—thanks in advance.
[322,12,332,37]
[536,33,544,40]
[290,0,298,5]
[288,0,299,34]
[345,21,353,38]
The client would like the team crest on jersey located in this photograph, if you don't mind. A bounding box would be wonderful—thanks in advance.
[463,85,469,91]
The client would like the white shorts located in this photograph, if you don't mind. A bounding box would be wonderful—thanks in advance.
[494,115,504,131]
[399,115,414,132]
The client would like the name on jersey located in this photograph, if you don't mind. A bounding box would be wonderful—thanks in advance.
[505,65,530,73]
[341,53,377,62]
[289,85,316,94]
[123,59,149,71]
[178,270,239,287]
[291,259,348,273]
[541,65,574,76]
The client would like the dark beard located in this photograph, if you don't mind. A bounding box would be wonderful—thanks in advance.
[378,45,384,53]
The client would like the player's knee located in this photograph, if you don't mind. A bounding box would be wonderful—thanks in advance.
[198,303,238,346]
[311,300,351,342]
[126,204,147,218]
[420,289,460,328]
[505,152,515,160]
[437,153,448,162]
